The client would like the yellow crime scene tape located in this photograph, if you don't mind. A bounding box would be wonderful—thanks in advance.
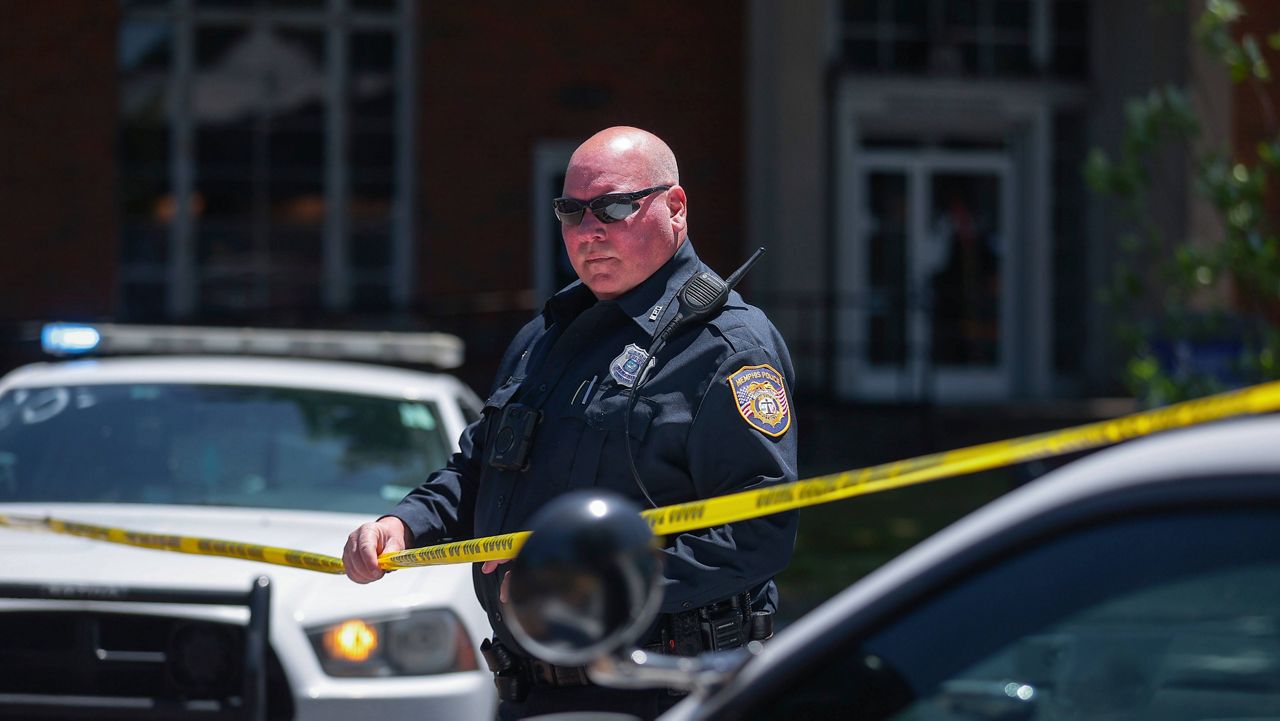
[4,379,1280,575]
[0,513,346,574]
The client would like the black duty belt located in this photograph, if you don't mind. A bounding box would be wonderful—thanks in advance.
[481,593,774,701]
[527,657,591,687]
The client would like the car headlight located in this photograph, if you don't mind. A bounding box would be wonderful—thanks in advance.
[307,609,478,677]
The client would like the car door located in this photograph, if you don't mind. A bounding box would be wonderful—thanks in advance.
[686,473,1280,721]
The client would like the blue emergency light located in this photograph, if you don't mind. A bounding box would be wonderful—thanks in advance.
[35,321,463,367]
[41,323,102,355]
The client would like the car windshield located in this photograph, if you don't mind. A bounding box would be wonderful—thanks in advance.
[746,503,1280,721]
[0,383,451,515]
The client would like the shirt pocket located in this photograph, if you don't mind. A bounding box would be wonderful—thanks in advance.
[560,382,658,496]
[584,381,656,441]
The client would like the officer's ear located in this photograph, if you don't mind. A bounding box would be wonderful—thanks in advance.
[666,185,687,237]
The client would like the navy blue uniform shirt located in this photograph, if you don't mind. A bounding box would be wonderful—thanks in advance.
[389,240,799,652]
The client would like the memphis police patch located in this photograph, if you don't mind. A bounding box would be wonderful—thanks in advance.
[727,364,791,437]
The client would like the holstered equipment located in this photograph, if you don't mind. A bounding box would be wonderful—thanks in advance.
[481,592,775,701]
[480,637,530,702]
[656,592,773,655]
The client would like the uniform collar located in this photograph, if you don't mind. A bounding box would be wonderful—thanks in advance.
[614,239,702,334]
[543,239,703,334]
[544,281,596,326]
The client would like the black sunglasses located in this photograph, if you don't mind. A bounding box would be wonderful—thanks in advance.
[553,185,672,226]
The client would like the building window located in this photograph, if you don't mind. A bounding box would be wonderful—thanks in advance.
[117,0,414,321]
[840,0,1089,78]
[1052,110,1089,380]
[531,141,578,304]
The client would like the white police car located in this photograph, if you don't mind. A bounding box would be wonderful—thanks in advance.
[0,324,496,720]
[504,413,1280,721]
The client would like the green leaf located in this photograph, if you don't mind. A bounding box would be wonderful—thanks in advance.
[1161,85,1200,134]
[1254,140,1274,163]
[1083,148,1116,193]
[1243,36,1271,80]
[1230,57,1250,83]
[1207,0,1244,24]
[1128,354,1160,382]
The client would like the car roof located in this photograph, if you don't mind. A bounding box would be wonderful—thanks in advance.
[0,355,475,402]
[693,415,1280,718]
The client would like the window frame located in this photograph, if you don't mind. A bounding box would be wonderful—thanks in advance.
[117,0,416,318]
[838,0,1088,78]
[531,139,579,304]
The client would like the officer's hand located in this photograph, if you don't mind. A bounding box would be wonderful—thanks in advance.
[481,559,512,604]
[343,516,410,584]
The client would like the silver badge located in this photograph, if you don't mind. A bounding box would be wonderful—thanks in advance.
[609,343,650,387]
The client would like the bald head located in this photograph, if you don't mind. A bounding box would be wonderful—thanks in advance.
[566,126,679,190]
[559,126,689,299]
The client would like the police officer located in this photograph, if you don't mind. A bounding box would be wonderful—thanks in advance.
[344,126,798,720]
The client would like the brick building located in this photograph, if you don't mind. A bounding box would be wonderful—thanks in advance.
[2,1,1276,431]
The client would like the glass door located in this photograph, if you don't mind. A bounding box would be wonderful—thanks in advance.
[844,153,1014,402]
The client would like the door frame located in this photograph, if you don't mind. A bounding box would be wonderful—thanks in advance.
[531,140,577,303]
[833,77,1073,402]
[847,151,1016,402]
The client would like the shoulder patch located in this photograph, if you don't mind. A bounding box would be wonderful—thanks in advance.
[726,364,791,437]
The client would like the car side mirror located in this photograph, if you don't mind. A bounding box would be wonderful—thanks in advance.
[504,490,663,667]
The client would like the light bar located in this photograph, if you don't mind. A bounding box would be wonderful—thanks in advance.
[39,323,464,368]
[41,323,102,355]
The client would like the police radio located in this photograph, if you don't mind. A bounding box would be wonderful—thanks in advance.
[649,247,766,357]
[625,248,767,507]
